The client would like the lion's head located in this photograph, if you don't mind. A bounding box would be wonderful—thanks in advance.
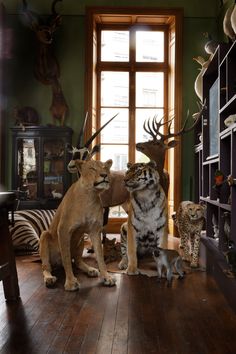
[74,159,113,191]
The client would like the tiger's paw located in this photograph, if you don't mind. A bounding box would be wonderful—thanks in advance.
[118,257,128,270]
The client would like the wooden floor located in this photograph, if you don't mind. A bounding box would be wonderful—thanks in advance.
[1,249,236,354]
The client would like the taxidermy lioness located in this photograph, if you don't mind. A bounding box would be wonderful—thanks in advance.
[39,159,116,291]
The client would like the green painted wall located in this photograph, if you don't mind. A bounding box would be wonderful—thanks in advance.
[1,0,229,200]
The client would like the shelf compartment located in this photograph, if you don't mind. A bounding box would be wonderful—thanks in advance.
[203,156,219,165]
[200,197,231,211]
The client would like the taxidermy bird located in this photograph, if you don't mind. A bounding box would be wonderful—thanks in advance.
[193,56,210,102]
[223,5,236,42]
[231,0,236,38]
[203,32,218,56]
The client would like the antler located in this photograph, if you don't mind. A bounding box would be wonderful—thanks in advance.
[144,100,206,144]
[49,0,62,32]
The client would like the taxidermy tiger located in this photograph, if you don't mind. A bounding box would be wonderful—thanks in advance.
[152,247,184,287]
[172,201,205,268]
[118,161,168,274]
[39,159,116,291]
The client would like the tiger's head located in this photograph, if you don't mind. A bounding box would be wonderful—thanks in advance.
[186,203,205,221]
[74,159,113,191]
[124,160,159,192]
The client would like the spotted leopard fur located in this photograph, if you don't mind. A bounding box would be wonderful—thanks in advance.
[173,201,205,268]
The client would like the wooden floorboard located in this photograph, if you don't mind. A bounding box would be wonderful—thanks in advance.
[1,249,236,353]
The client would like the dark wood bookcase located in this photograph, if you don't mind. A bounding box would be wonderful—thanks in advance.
[195,42,236,312]
[11,126,73,210]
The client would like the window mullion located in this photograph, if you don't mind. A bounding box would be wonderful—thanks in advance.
[129,28,136,163]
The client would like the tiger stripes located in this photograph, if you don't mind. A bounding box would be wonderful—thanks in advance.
[118,161,168,273]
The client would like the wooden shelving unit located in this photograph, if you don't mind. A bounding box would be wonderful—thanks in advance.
[195,42,236,312]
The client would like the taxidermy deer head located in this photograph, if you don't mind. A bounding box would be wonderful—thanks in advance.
[21,1,68,126]
[136,101,206,175]
[21,0,62,44]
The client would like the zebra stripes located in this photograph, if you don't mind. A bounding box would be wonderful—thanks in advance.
[9,209,56,254]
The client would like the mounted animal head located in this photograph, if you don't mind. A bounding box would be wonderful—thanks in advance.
[136,101,206,173]
[67,112,118,173]
[21,0,62,44]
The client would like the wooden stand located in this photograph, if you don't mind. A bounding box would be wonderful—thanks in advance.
[0,192,20,301]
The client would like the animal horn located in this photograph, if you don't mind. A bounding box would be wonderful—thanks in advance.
[21,0,39,30]
[51,0,62,14]
[84,113,119,148]
[76,112,88,148]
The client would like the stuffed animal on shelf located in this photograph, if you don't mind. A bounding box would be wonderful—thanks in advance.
[224,114,236,127]
[13,106,40,130]
[203,32,219,56]
[223,5,236,42]
[193,56,210,102]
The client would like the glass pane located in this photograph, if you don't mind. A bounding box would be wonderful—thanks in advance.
[101,31,129,62]
[136,31,164,62]
[43,138,65,199]
[110,205,127,218]
[136,72,164,107]
[101,108,128,144]
[100,145,128,171]
[17,138,38,200]
[135,108,164,143]
[101,71,129,107]
[135,108,164,162]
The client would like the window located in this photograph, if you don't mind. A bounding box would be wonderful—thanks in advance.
[85,8,183,233]
[98,28,167,171]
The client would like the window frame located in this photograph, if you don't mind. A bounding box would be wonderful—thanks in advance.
[96,24,169,166]
[85,7,183,234]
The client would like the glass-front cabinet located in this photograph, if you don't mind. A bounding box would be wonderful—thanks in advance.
[11,126,73,209]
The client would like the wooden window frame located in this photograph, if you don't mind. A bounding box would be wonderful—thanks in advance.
[85,7,183,234]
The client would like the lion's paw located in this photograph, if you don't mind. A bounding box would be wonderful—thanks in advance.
[103,275,116,287]
[44,275,57,288]
[87,267,100,277]
[126,266,139,275]
[64,278,80,291]
[118,257,128,270]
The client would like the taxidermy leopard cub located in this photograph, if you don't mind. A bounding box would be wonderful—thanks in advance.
[152,247,184,286]
[118,161,168,274]
[172,201,205,268]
